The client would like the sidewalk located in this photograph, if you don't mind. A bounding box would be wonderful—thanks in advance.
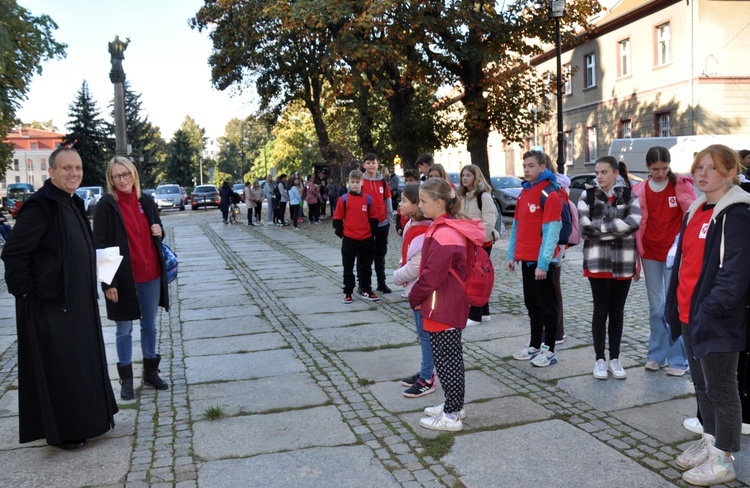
[0,209,747,487]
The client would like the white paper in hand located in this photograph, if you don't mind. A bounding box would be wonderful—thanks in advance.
[96,247,123,285]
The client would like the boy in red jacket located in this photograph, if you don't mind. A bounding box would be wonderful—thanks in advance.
[361,153,393,293]
[333,170,380,303]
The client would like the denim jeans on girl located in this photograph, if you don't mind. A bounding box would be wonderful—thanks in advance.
[414,310,434,381]
[115,277,161,365]
[642,258,687,368]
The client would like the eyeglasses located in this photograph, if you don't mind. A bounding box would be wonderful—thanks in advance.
[112,171,132,182]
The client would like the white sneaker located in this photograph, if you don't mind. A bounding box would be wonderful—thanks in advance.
[677,434,713,470]
[419,411,463,431]
[481,315,492,322]
[424,403,466,419]
[593,359,608,380]
[743,423,750,435]
[530,345,557,367]
[466,318,481,327]
[682,443,735,485]
[609,358,627,379]
[683,417,704,435]
[513,346,540,361]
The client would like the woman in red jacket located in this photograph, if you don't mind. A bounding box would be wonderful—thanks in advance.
[409,178,485,432]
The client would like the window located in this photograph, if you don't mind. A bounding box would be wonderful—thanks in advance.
[29,175,34,187]
[563,64,572,95]
[619,39,631,77]
[584,53,596,88]
[657,112,671,137]
[29,142,37,150]
[40,158,46,170]
[15,176,20,183]
[27,159,33,171]
[586,126,598,162]
[13,159,19,171]
[656,23,671,66]
[618,119,632,139]
[564,131,573,164]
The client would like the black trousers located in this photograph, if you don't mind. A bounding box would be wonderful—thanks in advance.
[276,201,287,224]
[342,236,374,294]
[290,204,300,228]
[253,202,262,222]
[373,223,390,287]
[521,261,559,352]
[308,203,320,222]
[589,277,631,360]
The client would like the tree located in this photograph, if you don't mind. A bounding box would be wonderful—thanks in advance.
[63,81,109,186]
[0,1,66,178]
[216,117,268,181]
[414,0,601,177]
[163,129,199,186]
[22,119,59,132]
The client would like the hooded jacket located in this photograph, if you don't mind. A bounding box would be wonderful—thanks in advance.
[409,216,485,330]
[393,219,432,296]
[666,185,750,359]
[632,174,696,259]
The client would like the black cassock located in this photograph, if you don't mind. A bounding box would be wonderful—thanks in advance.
[3,182,118,444]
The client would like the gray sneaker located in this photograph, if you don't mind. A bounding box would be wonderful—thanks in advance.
[677,435,712,470]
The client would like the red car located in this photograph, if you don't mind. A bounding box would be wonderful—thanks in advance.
[9,192,32,218]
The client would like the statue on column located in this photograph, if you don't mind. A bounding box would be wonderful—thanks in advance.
[108,35,130,83]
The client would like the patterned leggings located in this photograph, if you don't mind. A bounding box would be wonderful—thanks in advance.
[430,329,464,414]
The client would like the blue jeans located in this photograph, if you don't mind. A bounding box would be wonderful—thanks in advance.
[414,310,434,381]
[642,258,688,369]
[115,277,161,365]
[682,322,742,452]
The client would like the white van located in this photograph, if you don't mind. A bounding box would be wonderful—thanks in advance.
[608,136,750,177]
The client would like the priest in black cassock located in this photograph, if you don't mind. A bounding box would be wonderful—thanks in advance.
[1,147,118,450]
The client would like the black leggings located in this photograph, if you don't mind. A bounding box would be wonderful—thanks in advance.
[276,202,287,224]
[589,277,631,360]
[253,202,262,222]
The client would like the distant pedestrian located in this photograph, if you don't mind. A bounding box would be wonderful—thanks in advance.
[243,181,256,225]
[1,147,118,450]
[306,175,320,223]
[0,208,10,241]
[393,184,434,398]
[507,151,563,368]
[416,153,433,183]
[666,144,750,486]
[633,146,696,376]
[264,175,275,224]
[411,178,484,432]
[326,180,339,218]
[578,156,641,381]
[219,181,232,224]
[361,153,393,293]
[94,156,171,400]
[275,174,289,226]
[289,176,302,230]
[458,164,499,327]
[333,170,379,303]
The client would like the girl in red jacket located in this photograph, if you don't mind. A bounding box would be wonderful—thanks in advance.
[409,179,485,432]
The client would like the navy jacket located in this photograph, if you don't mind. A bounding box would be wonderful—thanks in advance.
[666,185,750,359]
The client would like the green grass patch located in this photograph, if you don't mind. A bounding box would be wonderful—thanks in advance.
[357,377,374,386]
[203,405,225,420]
[421,433,455,459]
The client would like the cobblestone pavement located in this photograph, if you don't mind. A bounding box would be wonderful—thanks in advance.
[0,205,747,487]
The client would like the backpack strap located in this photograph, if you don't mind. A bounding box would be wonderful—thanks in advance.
[539,183,556,208]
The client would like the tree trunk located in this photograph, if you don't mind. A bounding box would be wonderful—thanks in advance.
[383,61,419,168]
[461,67,491,180]
[355,78,375,156]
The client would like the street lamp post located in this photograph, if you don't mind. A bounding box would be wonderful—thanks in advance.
[549,0,566,175]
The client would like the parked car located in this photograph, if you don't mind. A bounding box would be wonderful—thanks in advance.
[155,184,185,211]
[79,186,106,204]
[447,172,460,187]
[489,176,523,215]
[7,183,34,214]
[75,188,97,217]
[9,191,32,218]
[233,183,245,202]
[568,173,644,206]
[142,188,156,199]
[191,185,220,210]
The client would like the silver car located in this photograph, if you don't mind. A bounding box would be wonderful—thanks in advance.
[154,184,185,211]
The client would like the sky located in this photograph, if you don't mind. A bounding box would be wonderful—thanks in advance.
[16,0,258,140]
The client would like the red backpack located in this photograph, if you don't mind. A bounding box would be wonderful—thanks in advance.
[450,240,495,307]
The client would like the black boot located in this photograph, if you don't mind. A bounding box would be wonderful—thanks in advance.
[143,355,169,390]
[117,362,134,400]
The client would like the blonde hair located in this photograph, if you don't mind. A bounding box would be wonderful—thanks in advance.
[106,156,141,200]
[420,178,461,217]
[457,164,490,197]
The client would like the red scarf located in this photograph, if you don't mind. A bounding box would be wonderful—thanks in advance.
[116,190,160,283]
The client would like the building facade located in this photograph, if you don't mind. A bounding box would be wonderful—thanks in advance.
[532,0,750,174]
[2,128,64,193]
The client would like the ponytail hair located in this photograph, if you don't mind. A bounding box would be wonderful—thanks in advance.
[645,146,676,185]
[421,178,461,218]
[617,161,632,188]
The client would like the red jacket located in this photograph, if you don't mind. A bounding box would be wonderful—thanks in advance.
[361,174,392,223]
[409,216,485,330]
[332,192,378,240]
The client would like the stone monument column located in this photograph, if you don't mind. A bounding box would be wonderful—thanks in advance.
[109,35,130,156]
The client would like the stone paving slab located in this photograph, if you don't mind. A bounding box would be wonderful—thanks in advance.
[184,332,286,357]
[178,287,230,299]
[193,406,357,460]
[0,435,132,488]
[197,445,400,488]
[309,323,418,352]
[185,349,306,384]
[442,420,676,487]
[181,317,273,340]
[339,345,424,383]
[0,335,15,356]
[181,304,261,322]
[282,295,374,314]
[189,373,329,417]
[176,272,232,285]
[610,397,699,445]
[557,367,695,412]
[303,310,394,329]
[180,293,257,310]
[273,284,344,298]
[0,390,18,417]
[370,369,515,415]
[405,395,556,439]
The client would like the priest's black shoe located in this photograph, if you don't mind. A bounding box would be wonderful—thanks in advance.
[49,439,87,450]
